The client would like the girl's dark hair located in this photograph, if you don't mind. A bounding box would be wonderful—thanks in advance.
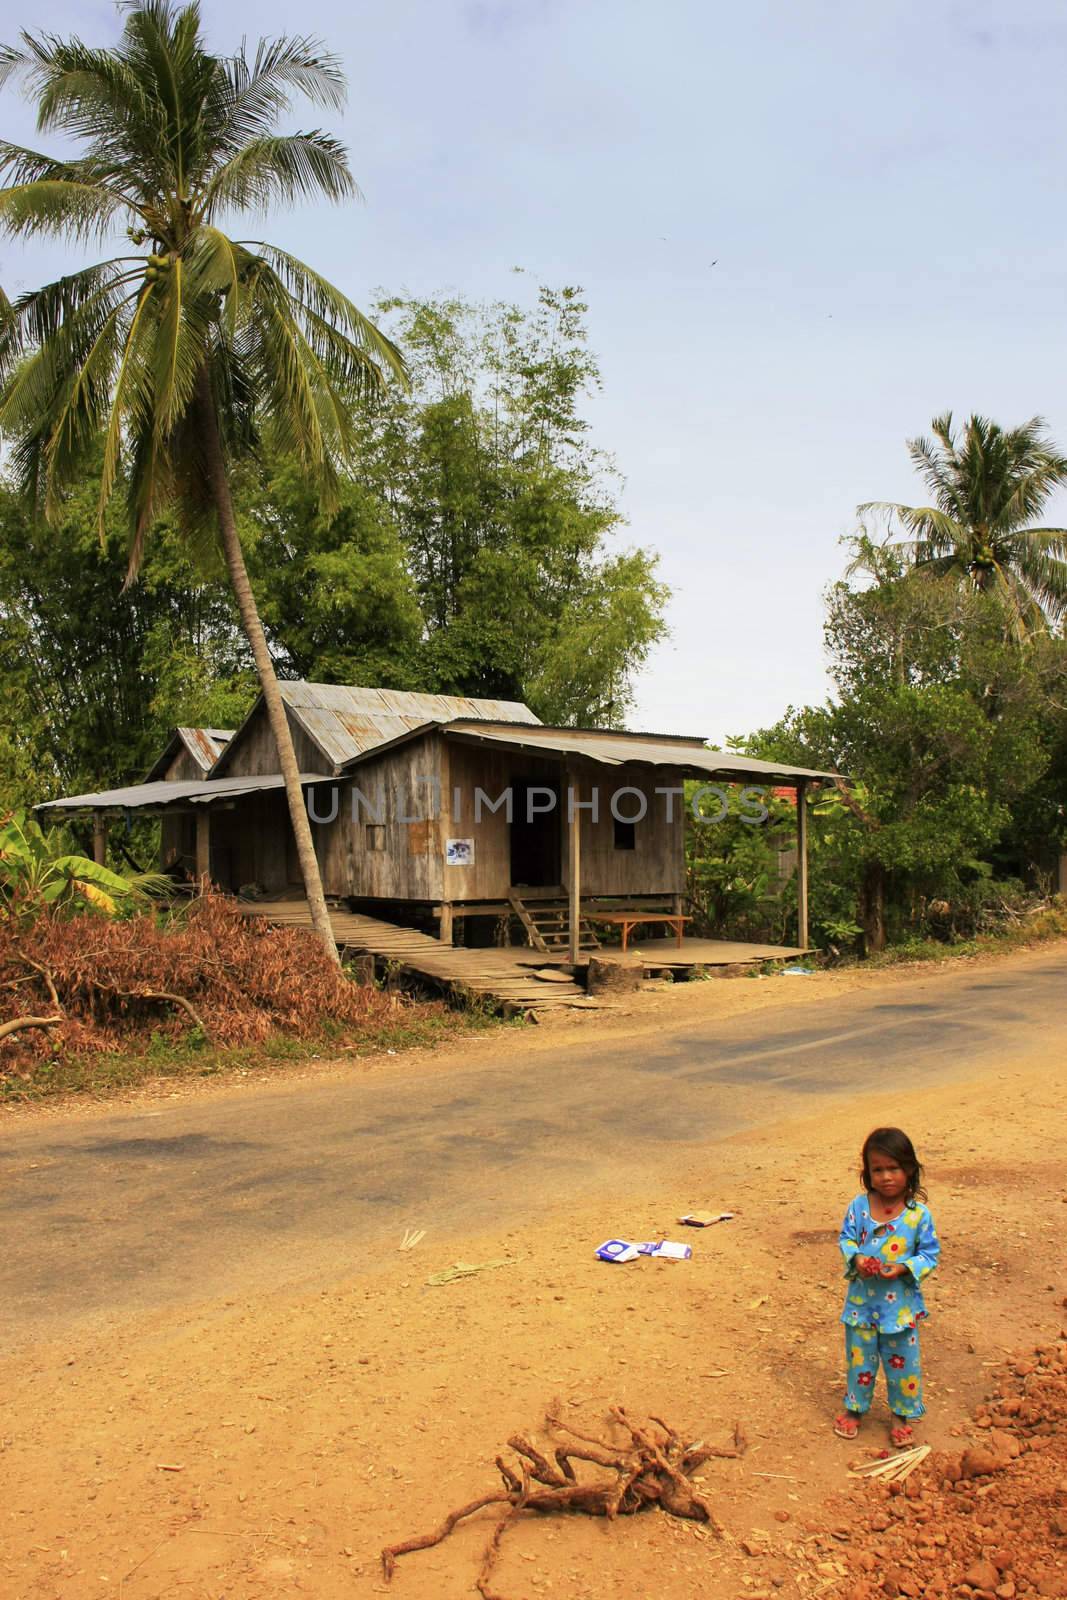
[861,1127,927,1203]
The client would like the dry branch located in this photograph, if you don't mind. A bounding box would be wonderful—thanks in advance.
[0,1014,61,1042]
[0,892,430,1067]
[97,984,211,1041]
[16,954,63,1012]
[381,1408,725,1593]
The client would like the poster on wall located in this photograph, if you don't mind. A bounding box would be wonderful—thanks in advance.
[446,838,475,866]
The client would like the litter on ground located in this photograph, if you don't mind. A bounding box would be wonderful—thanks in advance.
[595,1239,692,1262]
[425,1258,513,1285]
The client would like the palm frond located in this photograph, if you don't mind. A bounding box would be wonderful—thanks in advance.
[0,140,94,185]
[0,259,130,370]
[217,32,347,154]
[985,560,1045,641]
[993,455,1067,533]
[247,241,407,384]
[124,412,174,581]
[150,256,207,435]
[99,280,159,526]
[0,269,141,495]
[0,0,399,562]
[186,225,242,335]
[0,178,127,241]
[13,30,153,146]
[202,132,356,216]
[994,538,1067,619]
[905,429,965,521]
[857,500,964,557]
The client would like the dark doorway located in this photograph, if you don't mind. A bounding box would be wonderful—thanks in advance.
[510,777,561,888]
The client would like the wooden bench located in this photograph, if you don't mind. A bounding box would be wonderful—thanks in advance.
[585,911,690,953]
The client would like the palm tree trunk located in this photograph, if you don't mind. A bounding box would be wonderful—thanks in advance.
[194,366,341,968]
[859,860,887,956]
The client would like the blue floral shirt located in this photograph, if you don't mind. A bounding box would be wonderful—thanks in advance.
[839,1193,941,1331]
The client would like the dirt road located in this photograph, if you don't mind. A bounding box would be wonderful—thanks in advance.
[2,946,1064,1342]
[2,943,1065,1600]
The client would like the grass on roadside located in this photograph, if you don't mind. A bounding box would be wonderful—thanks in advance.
[850,899,1067,969]
[0,999,508,1104]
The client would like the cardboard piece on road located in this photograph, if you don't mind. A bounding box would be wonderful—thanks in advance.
[595,1239,693,1262]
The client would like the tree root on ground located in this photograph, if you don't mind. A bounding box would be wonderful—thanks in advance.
[381,1406,740,1595]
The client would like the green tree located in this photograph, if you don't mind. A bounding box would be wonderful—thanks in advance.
[0,1,405,962]
[860,413,1067,636]
[239,456,424,687]
[0,469,254,808]
[350,286,668,724]
[750,547,1066,952]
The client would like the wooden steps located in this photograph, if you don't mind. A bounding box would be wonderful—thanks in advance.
[241,902,596,1014]
[507,892,602,954]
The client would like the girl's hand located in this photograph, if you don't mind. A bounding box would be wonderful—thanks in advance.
[880,1264,907,1279]
[855,1255,881,1277]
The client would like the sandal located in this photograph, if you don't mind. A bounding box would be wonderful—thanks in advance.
[834,1412,861,1439]
[889,1421,914,1448]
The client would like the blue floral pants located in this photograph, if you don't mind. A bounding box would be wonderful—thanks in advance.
[843,1324,925,1418]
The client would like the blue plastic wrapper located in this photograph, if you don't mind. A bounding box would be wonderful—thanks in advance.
[595,1238,691,1262]
[595,1239,641,1263]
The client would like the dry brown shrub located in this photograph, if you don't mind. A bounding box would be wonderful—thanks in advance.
[0,892,403,1056]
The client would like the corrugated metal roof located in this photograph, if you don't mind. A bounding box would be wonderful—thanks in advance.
[36,773,334,813]
[276,682,540,768]
[182,727,232,768]
[441,722,838,783]
[144,726,234,781]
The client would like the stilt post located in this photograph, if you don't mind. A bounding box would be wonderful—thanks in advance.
[796,779,809,948]
[567,766,581,966]
[92,813,107,866]
[195,810,211,886]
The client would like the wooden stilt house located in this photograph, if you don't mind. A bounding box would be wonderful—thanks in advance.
[38,682,837,958]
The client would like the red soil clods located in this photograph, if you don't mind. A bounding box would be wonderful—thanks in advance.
[832,1332,1067,1600]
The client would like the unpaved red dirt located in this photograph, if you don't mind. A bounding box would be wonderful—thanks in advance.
[1,949,1065,1599]
[823,1335,1067,1600]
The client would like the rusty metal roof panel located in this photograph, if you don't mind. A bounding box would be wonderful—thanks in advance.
[143,726,235,781]
[441,723,839,783]
[179,726,233,769]
[37,773,334,812]
[275,681,540,766]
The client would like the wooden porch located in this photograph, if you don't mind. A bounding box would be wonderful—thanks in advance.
[240,902,598,1015]
[241,899,808,1014]
[611,935,808,968]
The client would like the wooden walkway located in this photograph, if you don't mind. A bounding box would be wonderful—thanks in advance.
[241,903,596,1014]
[621,936,808,968]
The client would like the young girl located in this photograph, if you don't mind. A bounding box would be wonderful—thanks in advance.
[833,1127,941,1447]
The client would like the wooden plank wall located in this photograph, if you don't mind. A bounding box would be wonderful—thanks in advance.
[222,703,325,778]
[442,743,559,900]
[315,734,446,901]
[159,745,200,871]
[571,764,687,897]
[210,791,301,893]
[442,743,687,899]
[187,727,689,904]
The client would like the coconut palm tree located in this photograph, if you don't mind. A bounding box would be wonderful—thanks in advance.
[0,1,406,964]
[859,412,1067,637]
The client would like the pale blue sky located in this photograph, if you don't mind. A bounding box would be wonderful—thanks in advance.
[4,1,1067,741]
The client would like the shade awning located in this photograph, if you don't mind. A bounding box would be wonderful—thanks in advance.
[438,723,838,785]
[36,772,335,813]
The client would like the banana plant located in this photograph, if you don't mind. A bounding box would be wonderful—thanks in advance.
[0,809,169,919]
